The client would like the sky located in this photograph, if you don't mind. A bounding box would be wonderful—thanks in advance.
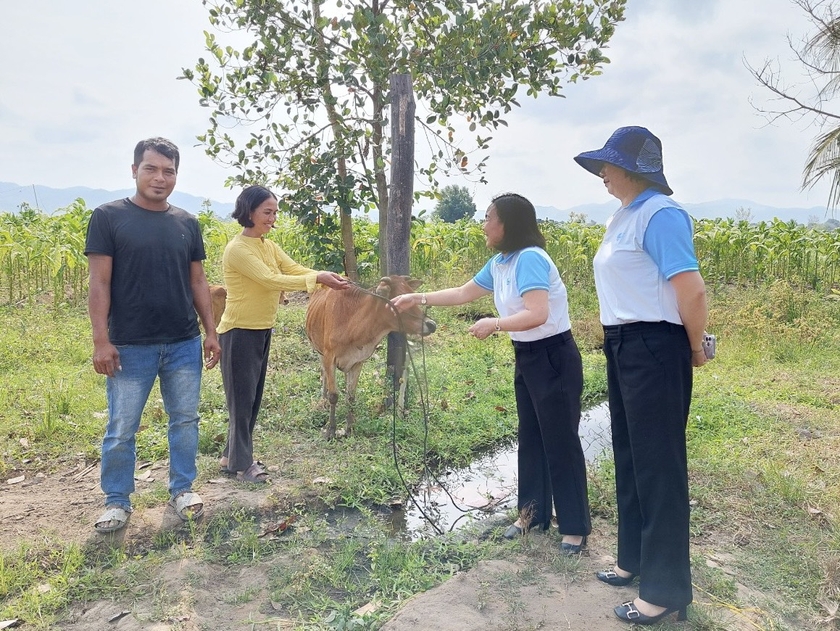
[0,0,833,214]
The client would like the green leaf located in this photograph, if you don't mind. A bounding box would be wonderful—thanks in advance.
[187,0,627,261]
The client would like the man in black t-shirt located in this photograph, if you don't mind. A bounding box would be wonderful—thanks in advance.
[84,137,221,534]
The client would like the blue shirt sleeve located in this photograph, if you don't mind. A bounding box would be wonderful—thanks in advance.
[515,250,551,294]
[473,257,495,290]
[643,207,699,279]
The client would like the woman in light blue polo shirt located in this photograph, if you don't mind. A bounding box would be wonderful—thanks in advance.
[393,193,591,555]
[574,126,709,626]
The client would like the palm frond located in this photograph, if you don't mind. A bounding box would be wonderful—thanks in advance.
[803,124,840,209]
[802,3,840,98]
[805,17,840,71]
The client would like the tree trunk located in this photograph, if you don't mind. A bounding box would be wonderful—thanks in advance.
[338,181,359,282]
[312,0,359,281]
[386,75,414,275]
[373,85,389,276]
[385,73,415,406]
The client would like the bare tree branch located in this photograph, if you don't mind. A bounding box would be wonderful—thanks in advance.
[748,0,840,211]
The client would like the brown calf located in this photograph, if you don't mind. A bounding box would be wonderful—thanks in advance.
[209,284,227,328]
[305,275,436,440]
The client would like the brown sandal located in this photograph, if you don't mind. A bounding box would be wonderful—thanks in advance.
[236,462,269,483]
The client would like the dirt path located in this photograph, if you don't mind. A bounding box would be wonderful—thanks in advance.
[1,460,781,630]
[1,458,283,555]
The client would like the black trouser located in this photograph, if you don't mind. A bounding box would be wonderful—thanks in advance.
[603,321,693,610]
[220,328,272,472]
[512,331,591,536]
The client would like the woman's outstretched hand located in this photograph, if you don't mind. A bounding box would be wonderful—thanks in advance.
[391,293,420,312]
[318,272,351,290]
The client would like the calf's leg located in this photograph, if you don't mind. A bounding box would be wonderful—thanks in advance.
[322,357,339,441]
[343,362,364,438]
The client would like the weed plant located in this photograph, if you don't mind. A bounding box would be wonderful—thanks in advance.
[0,304,103,474]
[682,281,840,625]
[1,275,840,628]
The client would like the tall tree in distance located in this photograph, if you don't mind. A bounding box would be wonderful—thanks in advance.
[433,185,478,223]
[748,0,840,212]
[182,0,626,276]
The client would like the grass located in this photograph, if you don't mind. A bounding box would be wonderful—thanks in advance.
[1,278,839,629]
[0,304,104,472]
[679,281,840,627]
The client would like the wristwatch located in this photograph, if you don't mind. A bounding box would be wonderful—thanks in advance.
[420,294,427,305]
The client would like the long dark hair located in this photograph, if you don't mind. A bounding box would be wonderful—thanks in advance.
[492,193,545,252]
[232,185,277,228]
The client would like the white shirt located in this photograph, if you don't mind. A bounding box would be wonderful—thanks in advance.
[474,247,571,342]
[593,193,687,326]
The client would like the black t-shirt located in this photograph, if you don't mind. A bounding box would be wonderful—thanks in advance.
[84,198,206,345]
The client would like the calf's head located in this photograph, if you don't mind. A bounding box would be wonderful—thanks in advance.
[375,275,437,336]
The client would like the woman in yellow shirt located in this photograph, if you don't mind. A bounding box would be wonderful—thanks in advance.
[218,185,348,482]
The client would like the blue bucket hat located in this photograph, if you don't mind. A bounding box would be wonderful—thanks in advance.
[574,126,673,196]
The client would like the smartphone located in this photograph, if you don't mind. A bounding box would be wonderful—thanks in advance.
[702,333,716,360]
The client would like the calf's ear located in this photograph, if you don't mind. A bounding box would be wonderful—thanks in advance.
[374,279,392,299]
[407,279,423,290]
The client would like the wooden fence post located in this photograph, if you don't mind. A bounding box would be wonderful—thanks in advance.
[385,73,415,407]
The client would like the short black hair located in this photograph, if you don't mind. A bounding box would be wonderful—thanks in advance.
[624,167,666,192]
[232,185,277,228]
[133,137,180,172]
[491,193,545,252]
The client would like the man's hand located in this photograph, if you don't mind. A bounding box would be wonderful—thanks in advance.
[204,334,221,370]
[93,341,121,377]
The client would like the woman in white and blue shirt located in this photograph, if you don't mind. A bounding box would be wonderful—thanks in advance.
[575,127,709,626]
[393,193,591,554]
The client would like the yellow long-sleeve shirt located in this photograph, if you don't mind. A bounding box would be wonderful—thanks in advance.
[217,234,319,333]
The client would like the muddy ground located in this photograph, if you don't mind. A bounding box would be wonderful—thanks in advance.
[0,455,795,631]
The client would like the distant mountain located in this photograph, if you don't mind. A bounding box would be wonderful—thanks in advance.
[537,199,831,225]
[0,181,234,216]
[0,181,831,225]
[363,200,831,225]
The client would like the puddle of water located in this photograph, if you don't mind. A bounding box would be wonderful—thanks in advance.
[580,400,613,462]
[392,401,612,539]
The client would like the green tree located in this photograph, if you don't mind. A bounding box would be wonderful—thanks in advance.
[433,185,477,222]
[748,0,840,213]
[182,0,626,277]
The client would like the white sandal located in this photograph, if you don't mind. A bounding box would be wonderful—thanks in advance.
[94,505,131,533]
[170,491,204,521]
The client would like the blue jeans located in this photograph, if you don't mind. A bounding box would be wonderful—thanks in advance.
[101,336,202,509]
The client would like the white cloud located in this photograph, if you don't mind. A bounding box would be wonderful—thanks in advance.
[466,0,832,212]
[0,0,234,202]
[0,0,832,213]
